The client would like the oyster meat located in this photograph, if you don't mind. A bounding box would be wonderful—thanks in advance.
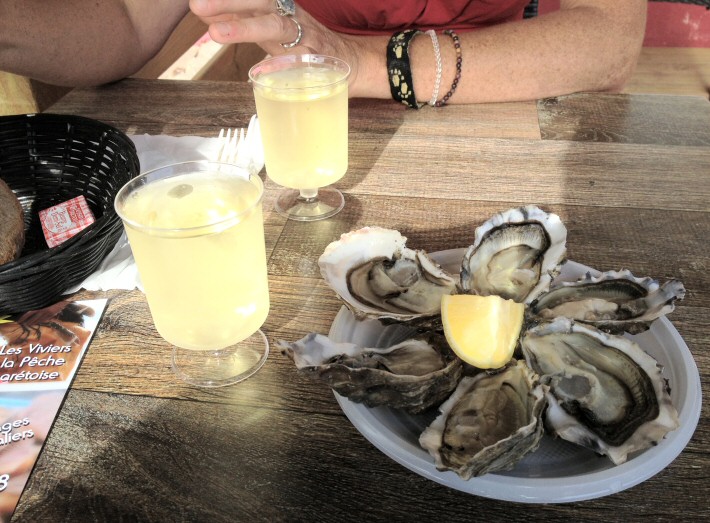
[319,227,458,322]
[460,205,567,304]
[528,269,686,334]
[419,360,546,479]
[521,317,679,465]
[279,326,463,414]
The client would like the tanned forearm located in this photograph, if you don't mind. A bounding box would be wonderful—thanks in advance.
[347,0,647,103]
[0,0,189,87]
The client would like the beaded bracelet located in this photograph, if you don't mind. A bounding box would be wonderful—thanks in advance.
[435,30,462,107]
[387,29,423,109]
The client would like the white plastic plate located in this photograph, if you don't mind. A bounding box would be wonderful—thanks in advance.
[328,251,701,503]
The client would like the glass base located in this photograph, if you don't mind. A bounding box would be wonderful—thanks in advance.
[275,187,344,221]
[171,329,269,388]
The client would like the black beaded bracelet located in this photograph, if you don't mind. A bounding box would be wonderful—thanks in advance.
[387,29,423,109]
[435,30,462,107]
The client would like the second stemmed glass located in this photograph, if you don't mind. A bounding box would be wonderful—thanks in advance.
[249,54,351,221]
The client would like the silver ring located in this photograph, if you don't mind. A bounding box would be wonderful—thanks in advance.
[275,0,295,17]
[280,15,303,49]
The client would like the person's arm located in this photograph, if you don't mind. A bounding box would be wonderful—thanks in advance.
[356,0,648,103]
[0,0,189,87]
[192,0,647,104]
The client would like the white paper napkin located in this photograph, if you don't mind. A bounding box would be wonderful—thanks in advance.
[65,130,263,294]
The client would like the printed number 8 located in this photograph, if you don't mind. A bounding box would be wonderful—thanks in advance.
[0,473,9,491]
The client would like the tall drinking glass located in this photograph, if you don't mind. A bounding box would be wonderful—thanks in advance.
[249,54,350,221]
[115,161,269,387]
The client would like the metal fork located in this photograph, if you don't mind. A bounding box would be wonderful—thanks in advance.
[216,115,262,174]
[216,127,245,166]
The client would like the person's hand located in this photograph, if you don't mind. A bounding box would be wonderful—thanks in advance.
[188,0,363,91]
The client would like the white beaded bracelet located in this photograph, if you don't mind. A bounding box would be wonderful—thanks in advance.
[426,30,443,107]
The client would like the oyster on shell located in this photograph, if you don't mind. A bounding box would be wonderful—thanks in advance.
[460,205,567,304]
[318,227,458,322]
[278,326,463,414]
[419,360,546,479]
[527,269,686,334]
[521,317,679,465]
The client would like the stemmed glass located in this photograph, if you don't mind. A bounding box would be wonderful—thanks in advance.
[249,54,351,221]
[114,161,269,387]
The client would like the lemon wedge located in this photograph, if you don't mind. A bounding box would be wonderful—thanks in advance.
[441,294,525,369]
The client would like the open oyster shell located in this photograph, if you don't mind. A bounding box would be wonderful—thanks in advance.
[527,269,686,334]
[419,360,546,479]
[318,227,458,322]
[278,325,463,414]
[521,317,680,465]
[460,205,567,304]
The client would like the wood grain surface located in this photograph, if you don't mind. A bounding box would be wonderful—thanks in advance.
[10,79,709,522]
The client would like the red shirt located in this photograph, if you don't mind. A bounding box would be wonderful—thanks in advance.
[296,0,532,35]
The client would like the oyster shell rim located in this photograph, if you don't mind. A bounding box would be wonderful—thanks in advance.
[419,359,546,479]
[527,268,687,334]
[520,316,680,465]
[318,226,459,322]
[459,204,568,304]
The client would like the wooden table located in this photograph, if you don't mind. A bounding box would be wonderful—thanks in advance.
[12,79,709,521]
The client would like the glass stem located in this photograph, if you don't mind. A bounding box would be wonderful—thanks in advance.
[299,188,318,201]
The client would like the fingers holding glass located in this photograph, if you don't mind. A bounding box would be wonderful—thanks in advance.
[191,0,304,49]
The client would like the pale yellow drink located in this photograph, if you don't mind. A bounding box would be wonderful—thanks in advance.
[253,66,348,190]
[118,169,269,351]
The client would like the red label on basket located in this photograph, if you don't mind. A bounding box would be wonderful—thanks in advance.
[39,195,95,248]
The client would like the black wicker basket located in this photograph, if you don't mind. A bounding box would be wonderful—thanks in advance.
[0,113,140,314]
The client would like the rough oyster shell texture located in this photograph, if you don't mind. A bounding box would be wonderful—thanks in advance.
[521,317,680,465]
[279,323,463,414]
[528,269,686,334]
[318,227,458,322]
[283,204,685,480]
[460,205,567,304]
[419,360,546,479]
